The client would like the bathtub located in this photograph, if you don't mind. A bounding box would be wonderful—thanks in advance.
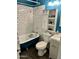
[19,33,40,52]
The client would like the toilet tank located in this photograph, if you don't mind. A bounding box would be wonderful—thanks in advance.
[42,32,51,42]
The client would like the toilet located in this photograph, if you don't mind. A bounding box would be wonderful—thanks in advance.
[36,32,51,56]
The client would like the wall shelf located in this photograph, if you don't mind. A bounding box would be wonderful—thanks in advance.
[48,17,55,19]
[48,10,56,33]
[48,24,54,27]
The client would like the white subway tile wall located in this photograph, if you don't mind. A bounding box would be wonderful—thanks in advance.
[17,4,33,36]
[17,5,48,41]
[33,5,48,34]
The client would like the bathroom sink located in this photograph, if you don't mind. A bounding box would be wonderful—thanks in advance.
[50,33,61,41]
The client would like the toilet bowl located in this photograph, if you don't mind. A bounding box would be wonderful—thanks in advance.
[36,32,51,56]
[36,41,47,56]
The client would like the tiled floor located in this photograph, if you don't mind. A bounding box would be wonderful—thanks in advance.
[20,47,49,59]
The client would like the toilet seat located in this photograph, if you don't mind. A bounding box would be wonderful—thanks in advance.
[36,41,47,50]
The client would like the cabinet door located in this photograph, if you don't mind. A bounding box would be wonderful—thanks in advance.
[50,44,58,59]
[49,37,60,59]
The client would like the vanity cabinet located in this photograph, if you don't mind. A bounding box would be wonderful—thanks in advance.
[49,34,61,59]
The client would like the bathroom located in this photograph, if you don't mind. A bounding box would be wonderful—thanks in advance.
[17,0,61,59]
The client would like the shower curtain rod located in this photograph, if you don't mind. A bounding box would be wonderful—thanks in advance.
[27,0,40,4]
[17,2,40,7]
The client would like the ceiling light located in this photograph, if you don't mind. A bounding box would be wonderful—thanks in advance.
[48,1,61,7]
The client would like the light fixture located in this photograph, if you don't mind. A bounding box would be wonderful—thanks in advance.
[48,1,61,7]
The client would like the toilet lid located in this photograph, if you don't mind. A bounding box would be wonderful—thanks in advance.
[36,41,47,48]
